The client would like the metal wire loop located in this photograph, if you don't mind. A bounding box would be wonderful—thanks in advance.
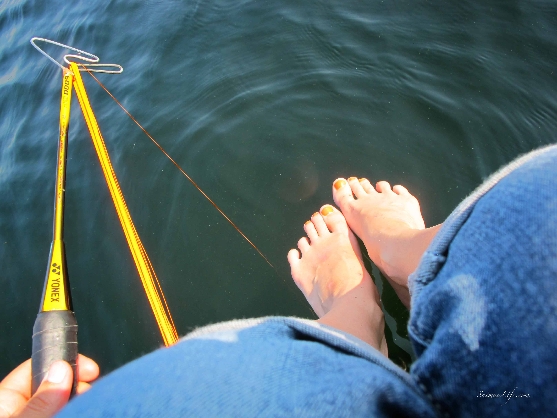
[30,37,123,74]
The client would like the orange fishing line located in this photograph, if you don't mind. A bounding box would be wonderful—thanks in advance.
[82,65,273,268]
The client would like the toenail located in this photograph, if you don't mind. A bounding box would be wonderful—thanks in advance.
[359,178,366,182]
[348,177,357,181]
[333,179,346,190]
[320,205,334,216]
[312,212,320,218]
[304,220,312,226]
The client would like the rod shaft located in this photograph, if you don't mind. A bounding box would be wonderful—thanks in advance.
[32,71,77,395]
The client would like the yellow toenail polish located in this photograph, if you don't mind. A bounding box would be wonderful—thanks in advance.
[320,206,334,216]
[304,220,312,226]
[359,178,366,182]
[312,212,320,218]
[333,179,346,190]
[348,177,357,182]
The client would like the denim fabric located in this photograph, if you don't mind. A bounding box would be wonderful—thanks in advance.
[57,144,557,417]
[58,318,436,417]
[409,143,557,417]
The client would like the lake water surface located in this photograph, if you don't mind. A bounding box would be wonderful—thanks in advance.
[1,0,556,376]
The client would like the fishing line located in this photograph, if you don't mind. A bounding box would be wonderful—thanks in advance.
[81,65,274,269]
[82,67,317,316]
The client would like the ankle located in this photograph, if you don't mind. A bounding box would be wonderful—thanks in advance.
[374,224,442,307]
[318,276,387,353]
[377,228,419,284]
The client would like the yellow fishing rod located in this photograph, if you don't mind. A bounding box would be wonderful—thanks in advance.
[29,38,125,394]
[31,70,78,394]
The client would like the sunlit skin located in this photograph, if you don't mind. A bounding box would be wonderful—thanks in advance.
[287,205,388,354]
[332,177,441,308]
[288,177,441,351]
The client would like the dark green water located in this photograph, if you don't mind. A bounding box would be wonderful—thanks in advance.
[1,0,556,377]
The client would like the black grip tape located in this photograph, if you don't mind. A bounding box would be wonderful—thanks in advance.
[31,310,78,395]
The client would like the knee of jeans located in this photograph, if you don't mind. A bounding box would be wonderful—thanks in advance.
[476,147,557,261]
[409,145,557,354]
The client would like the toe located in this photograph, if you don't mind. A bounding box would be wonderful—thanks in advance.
[311,212,330,236]
[297,237,311,253]
[376,181,393,194]
[392,185,409,195]
[304,220,319,242]
[332,178,354,210]
[347,177,367,198]
[358,178,376,194]
[358,178,377,194]
[287,249,303,289]
[287,248,301,266]
[320,205,349,233]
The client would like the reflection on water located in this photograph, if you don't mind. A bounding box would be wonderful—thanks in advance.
[278,158,319,203]
[1,0,556,375]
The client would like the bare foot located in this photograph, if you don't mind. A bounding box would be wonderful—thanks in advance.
[287,205,387,354]
[332,178,441,308]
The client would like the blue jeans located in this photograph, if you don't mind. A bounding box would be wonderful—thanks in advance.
[57,144,557,417]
